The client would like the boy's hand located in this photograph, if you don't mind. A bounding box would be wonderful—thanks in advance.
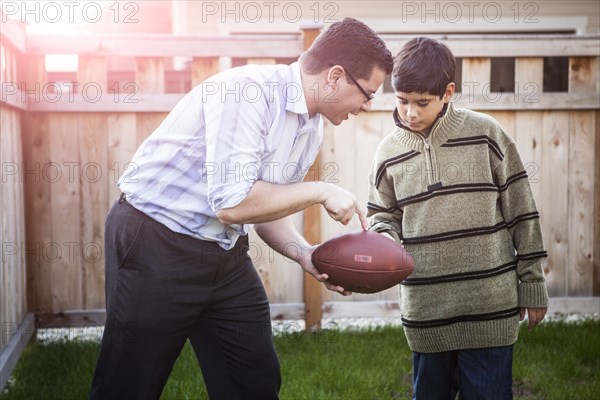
[519,307,547,331]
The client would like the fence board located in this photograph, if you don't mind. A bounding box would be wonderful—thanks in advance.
[567,57,597,296]
[12,109,26,320]
[0,43,5,84]
[78,57,107,89]
[1,109,23,330]
[136,58,165,94]
[21,113,53,312]
[249,214,304,304]
[567,112,596,296]
[1,110,13,326]
[22,57,53,312]
[515,57,544,108]
[78,114,109,309]
[78,58,109,309]
[107,114,138,206]
[191,57,219,88]
[0,108,8,332]
[17,111,27,318]
[246,58,277,65]
[486,111,516,140]
[135,113,165,146]
[48,114,82,311]
[540,111,570,297]
[26,34,304,58]
[514,111,544,219]
[461,58,491,101]
[278,213,305,303]
[249,232,274,300]
[569,57,599,94]
[8,46,17,83]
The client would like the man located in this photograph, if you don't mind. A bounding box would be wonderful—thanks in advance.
[89,17,393,400]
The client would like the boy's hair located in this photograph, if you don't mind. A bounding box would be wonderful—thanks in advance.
[392,37,456,97]
[300,17,393,80]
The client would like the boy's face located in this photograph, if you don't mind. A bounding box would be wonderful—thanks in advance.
[395,83,454,135]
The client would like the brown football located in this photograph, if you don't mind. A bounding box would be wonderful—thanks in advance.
[311,230,414,294]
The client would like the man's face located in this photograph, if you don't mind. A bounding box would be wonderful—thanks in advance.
[394,86,452,135]
[322,67,386,126]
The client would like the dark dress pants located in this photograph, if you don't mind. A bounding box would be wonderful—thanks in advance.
[89,198,281,400]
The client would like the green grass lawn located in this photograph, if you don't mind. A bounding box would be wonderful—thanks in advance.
[1,320,599,400]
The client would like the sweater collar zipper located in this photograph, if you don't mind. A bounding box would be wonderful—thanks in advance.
[414,123,444,191]
[392,105,452,192]
[420,134,439,190]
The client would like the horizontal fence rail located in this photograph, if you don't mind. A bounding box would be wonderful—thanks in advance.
[1,34,598,113]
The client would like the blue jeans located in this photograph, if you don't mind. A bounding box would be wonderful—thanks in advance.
[412,345,513,400]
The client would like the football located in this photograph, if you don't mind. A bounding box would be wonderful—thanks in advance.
[311,230,414,294]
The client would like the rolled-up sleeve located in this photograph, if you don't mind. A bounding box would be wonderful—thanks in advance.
[203,79,270,213]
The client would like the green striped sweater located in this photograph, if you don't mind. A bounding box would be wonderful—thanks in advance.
[367,103,548,353]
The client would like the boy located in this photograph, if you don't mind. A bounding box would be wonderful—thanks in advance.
[367,37,548,399]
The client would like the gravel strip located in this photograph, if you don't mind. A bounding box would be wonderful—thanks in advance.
[35,313,599,343]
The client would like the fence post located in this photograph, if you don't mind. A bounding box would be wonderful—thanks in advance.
[301,23,323,331]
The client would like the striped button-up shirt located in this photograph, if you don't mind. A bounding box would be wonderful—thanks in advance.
[119,62,323,249]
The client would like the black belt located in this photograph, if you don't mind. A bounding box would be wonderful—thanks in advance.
[119,193,127,204]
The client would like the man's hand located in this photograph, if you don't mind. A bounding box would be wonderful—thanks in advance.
[216,180,367,228]
[254,217,352,295]
[321,183,368,230]
[519,307,547,331]
[299,245,352,296]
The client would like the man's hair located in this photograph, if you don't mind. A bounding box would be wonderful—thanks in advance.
[300,17,393,80]
[391,37,456,98]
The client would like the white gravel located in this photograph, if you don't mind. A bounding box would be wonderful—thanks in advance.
[36,313,599,343]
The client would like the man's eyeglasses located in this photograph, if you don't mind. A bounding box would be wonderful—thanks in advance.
[342,67,375,104]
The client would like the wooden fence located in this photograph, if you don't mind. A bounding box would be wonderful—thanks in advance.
[0,16,32,391]
[1,18,599,388]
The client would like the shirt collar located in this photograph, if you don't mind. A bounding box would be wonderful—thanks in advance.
[285,62,309,116]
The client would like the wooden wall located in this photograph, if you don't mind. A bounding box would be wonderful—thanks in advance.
[1,106,27,340]
[20,111,167,313]
[1,25,35,391]
[1,27,599,323]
